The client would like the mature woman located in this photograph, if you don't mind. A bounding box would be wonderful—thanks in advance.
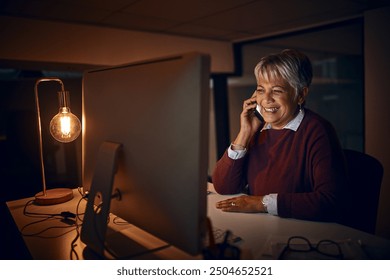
[212,49,346,222]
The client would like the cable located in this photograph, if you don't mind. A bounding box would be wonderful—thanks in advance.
[23,200,62,218]
[75,195,86,223]
[21,224,76,238]
[21,198,79,252]
[23,199,77,220]
[70,196,85,260]
[70,220,81,260]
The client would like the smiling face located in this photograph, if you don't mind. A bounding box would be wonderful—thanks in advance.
[255,76,306,129]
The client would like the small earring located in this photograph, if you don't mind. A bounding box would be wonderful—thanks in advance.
[298,103,302,112]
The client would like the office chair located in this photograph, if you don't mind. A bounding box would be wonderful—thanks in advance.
[342,149,383,234]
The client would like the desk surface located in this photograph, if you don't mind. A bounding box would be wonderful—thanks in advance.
[207,185,390,259]
[6,188,190,260]
[7,183,390,259]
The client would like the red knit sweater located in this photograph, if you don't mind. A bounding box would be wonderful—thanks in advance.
[212,109,347,222]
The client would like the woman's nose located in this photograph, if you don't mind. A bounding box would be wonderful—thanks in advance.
[262,91,274,103]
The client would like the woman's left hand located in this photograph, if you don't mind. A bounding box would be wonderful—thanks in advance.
[216,195,265,213]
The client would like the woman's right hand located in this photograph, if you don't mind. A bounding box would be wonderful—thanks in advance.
[232,92,263,148]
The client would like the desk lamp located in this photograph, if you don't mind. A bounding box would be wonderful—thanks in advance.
[34,78,81,205]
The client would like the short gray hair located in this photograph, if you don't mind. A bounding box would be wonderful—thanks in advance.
[254,49,313,98]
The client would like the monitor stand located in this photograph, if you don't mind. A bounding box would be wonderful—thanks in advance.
[80,141,171,259]
[80,141,121,257]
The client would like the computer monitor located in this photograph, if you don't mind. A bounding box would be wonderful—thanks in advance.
[81,52,210,256]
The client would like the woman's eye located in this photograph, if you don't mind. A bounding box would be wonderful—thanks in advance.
[272,90,284,95]
[256,89,264,94]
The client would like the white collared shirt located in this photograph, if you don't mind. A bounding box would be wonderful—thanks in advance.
[261,108,305,132]
[227,109,305,215]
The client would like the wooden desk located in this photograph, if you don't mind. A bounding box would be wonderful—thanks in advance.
[6,184,390,259]
[6,188,191,260]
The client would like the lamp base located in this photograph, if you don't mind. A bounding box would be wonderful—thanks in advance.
[34,188,74,205]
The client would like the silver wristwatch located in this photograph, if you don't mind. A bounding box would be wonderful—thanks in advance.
[262,195,270,213]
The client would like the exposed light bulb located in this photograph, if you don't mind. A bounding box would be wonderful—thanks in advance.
[50,107,81,143]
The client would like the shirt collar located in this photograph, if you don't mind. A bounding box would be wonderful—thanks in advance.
[262,108,305,132]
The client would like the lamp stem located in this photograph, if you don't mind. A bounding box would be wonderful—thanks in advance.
[34,78,65,196]
[58,90,70,108]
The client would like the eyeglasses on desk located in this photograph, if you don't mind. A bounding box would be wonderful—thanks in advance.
[278,236,344,260]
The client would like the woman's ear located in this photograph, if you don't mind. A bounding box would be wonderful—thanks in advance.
[298,87,309,105]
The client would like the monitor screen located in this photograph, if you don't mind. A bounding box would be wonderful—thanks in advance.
[82,52,210,256]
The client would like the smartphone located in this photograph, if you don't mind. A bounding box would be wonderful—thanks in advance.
[254,104,264,122]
